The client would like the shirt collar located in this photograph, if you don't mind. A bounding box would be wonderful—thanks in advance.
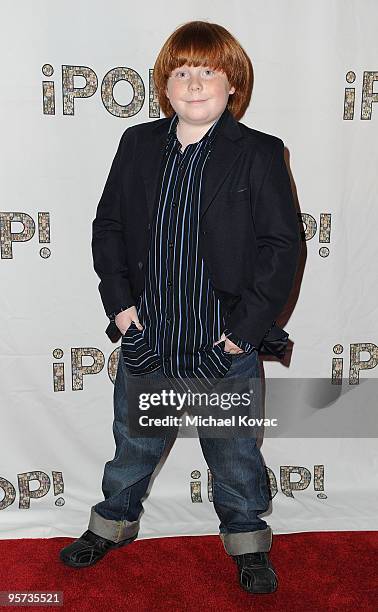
[166,107,228,148]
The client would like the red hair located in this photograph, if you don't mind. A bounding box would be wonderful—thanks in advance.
[153,20,253,120]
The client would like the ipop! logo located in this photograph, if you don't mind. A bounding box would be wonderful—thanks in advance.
[0,471,65,510]
[299,212,331,257]
[42,64,160,118]
[332,343,378,384]
[0,212,51,259]
[52,347,119,391]
[190,465,326,502]
[343,70,378,120]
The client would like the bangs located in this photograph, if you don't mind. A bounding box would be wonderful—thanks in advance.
[164,29,230,75]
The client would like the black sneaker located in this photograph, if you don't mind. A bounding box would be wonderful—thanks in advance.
[233,552,278,593]
[59,529,137,568]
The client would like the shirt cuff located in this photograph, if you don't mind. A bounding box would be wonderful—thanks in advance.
[223,328,256,354]
[107,303,135,321]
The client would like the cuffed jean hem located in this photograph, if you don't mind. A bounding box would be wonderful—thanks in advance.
[220,526,273,556]
[88,506,140,543]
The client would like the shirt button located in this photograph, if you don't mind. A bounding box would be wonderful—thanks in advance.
[147,223,151,230]
[164,358,169,364]
[201,230,207,236]
[167,280,172,287]
[166,317,171,324]
[169,242,174,248]
[137,261,143,269]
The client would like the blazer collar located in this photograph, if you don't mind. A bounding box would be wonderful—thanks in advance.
[139,107,244,221]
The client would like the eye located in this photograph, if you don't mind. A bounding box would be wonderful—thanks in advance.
[203,68,215,77]
[173,69,188,78]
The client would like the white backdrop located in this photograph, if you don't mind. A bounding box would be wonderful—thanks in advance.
[1,0,377,540]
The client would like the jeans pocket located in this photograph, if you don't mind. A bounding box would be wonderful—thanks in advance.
[121,323,161,375]
[197,342,232,381]
[230,351,248,359]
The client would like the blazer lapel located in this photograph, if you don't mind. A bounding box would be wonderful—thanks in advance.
[138,108,244,222]
[199,131,243,219]
[138,121,170,223]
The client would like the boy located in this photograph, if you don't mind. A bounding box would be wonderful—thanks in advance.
[60,20,300,595]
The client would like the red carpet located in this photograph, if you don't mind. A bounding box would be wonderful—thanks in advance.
[0,531,377,611]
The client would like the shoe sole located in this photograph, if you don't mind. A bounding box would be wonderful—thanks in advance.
[59,533,138,569]
[241,582,278,594]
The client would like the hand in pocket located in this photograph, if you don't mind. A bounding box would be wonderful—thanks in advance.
[115,306,144,335]
[213,331,244,355]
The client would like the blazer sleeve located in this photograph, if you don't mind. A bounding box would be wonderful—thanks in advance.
[224,138,301,348]
[91,128,136,318]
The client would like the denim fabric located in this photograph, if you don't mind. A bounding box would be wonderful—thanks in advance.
[89,349,272,554]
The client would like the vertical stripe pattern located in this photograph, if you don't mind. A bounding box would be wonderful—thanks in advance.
[121,110,254,383]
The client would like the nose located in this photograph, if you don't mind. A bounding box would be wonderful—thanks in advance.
[188,74,202,92]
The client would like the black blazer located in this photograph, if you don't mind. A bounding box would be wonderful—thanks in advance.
[92,108,301,349]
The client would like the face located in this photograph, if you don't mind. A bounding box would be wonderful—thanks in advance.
[165,64,235,127]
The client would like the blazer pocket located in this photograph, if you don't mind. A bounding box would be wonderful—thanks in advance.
[226,186,249,204]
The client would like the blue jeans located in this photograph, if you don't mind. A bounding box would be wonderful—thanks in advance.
[88,350,272,556]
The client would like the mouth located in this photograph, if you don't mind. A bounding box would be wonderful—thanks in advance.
[187,99,207,103]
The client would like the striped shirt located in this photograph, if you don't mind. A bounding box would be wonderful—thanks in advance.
[121,109,256,383]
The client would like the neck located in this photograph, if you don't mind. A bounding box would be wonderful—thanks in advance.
[175,116,219,150]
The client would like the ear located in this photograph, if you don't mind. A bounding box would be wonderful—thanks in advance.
[229,85,236,95]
